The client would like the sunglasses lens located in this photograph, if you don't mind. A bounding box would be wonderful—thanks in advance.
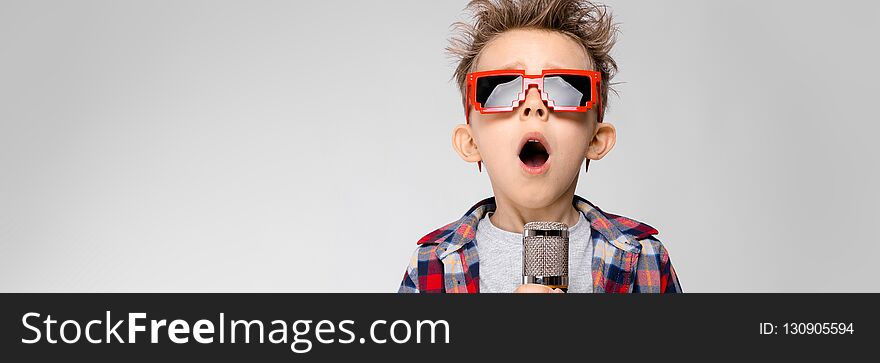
[543,75,591,107]
[476,75,523,108]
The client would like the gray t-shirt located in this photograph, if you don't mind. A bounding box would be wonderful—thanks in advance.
[475,211,594,293]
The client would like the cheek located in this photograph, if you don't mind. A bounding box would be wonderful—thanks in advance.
[553,123,593,159]
[472,119,518,161]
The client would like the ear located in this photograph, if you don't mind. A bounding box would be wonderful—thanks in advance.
[586,122,616,160]
[452,124,482,163]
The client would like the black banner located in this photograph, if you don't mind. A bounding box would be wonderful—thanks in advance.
[2,294,876,361]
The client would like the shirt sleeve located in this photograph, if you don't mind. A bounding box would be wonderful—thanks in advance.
[633,236,683,293]
[658,241,682,293]
[397,248,421,293]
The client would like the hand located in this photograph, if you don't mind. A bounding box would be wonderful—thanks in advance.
[514,284,564,293]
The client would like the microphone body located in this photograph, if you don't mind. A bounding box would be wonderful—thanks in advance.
[522,221,570,292]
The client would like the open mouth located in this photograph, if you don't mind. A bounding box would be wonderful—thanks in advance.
[520,140,549,167]
[518,132,551,174]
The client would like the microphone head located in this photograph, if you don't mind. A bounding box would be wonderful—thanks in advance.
[522,221,569,288]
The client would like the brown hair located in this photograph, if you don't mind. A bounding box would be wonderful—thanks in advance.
[447,0,619,120]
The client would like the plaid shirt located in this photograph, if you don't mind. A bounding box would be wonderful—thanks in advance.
[398,195,682,293]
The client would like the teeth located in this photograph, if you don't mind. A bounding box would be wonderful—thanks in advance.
[528,140,538,143]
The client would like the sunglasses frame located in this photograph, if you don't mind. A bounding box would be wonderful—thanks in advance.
[465,68,602,123]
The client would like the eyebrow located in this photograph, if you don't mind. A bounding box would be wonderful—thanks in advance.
[496,61,570,71]
[497,61,526,70]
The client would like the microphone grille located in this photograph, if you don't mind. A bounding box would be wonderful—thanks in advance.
[523,221,568,231]
[522,222,569,277]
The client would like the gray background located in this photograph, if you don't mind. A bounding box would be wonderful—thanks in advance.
[1,0,877,292]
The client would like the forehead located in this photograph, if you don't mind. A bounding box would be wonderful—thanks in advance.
[474,28,593,74]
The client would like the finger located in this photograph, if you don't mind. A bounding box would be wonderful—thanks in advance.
[514,284,553,293]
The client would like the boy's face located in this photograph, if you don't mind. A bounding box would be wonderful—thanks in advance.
[453,29,616,209]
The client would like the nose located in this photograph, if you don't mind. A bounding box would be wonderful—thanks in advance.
[519,86,548,121]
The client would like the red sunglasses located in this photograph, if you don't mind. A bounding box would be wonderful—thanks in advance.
[465,68,602,123]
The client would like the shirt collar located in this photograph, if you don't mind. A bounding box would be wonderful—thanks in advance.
[417,195,658,259]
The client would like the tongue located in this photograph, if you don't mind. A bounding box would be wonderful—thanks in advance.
[523,152,548,167]
[520,142,549,167]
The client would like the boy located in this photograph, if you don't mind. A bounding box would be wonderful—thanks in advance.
[398,0,681,293]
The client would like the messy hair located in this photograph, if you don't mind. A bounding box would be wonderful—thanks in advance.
[447,0,619,120]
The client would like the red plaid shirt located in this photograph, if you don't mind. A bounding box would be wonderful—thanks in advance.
[398,195,682,293]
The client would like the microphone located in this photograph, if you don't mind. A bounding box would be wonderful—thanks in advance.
[522,221,569,292]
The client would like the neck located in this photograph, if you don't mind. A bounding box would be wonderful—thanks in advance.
[489,181,580,234]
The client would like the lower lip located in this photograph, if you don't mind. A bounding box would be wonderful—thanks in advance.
[520,157,551,175]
